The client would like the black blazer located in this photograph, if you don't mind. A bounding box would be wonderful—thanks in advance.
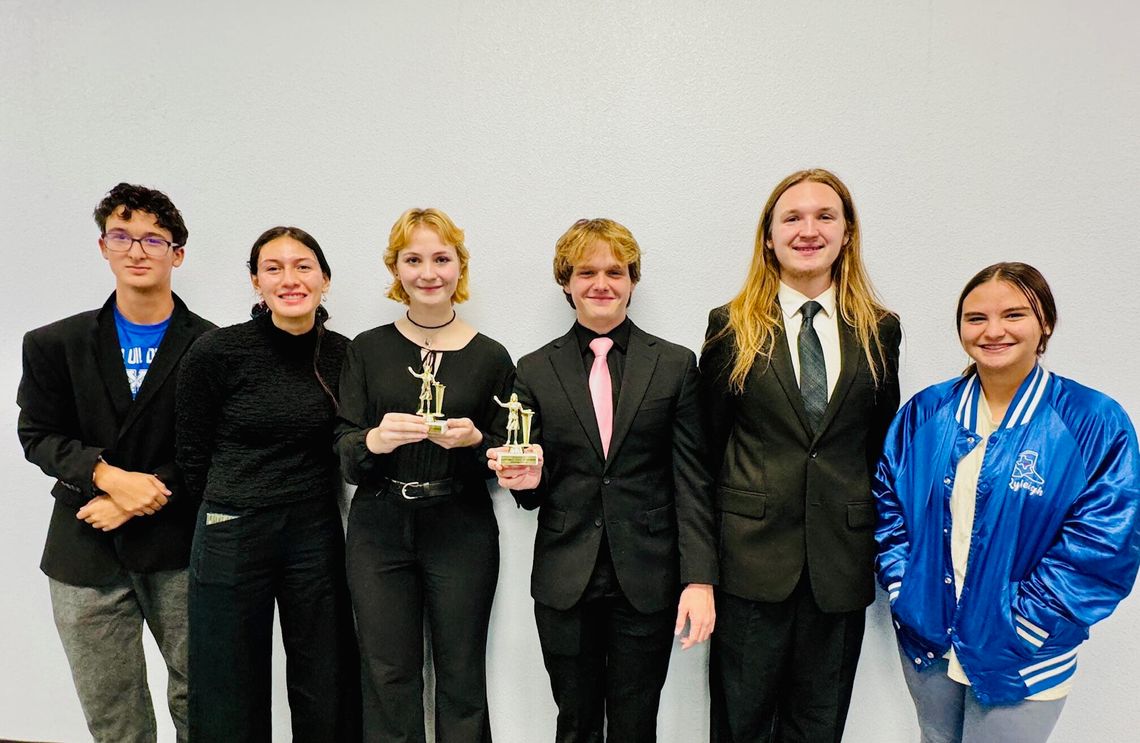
[513,322,718,614]
[699,305,901,613]
[17,293,214,586]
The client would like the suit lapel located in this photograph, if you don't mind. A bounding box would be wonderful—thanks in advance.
[95,298,133,425]
[549,329,606,462]
[607,324,658,467]
[118,296,196,437]
[812,321,859,441]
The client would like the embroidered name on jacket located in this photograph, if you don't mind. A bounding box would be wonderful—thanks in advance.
[1009,450,1045,496]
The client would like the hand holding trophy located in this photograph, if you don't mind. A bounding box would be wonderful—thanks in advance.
[408,361,448,434]
[492,393,539,466]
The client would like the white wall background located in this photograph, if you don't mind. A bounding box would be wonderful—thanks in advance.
[2,0,1138,740]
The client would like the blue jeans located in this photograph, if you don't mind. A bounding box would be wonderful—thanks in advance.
[49,569,189,743]
[898,646,1066,743]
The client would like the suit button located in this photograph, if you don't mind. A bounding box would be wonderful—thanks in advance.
[603,477,611,485]
[944,576,953,585]
[809,450,818,458]
[594,518,603,528]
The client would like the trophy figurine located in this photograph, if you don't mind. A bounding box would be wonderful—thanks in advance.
[493,393,539,466]
[409,362,448,434]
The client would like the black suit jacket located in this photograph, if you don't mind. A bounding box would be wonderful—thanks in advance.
[699,305,901,613]
[513,322,718,614]
[17,293,214,586]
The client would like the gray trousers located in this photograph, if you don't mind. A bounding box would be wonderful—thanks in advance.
[899,646,1065,743]
[49,569,189,743]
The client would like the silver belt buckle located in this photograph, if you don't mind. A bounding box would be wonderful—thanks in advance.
[400,481,422,500]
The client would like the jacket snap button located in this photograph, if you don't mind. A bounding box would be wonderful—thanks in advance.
[594,518,603,527]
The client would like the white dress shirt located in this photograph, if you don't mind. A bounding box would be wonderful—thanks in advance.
[779,282,841,400]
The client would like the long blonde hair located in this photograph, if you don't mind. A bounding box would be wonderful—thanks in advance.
[710,169,893,392]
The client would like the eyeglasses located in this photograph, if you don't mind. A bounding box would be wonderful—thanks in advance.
[102,231,179,257]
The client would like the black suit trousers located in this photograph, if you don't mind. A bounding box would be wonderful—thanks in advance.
[534,594,675,743]
[346,491,499,743]
[711,571,865,743]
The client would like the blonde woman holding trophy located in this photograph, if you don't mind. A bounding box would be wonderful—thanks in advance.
[334,208,514,743]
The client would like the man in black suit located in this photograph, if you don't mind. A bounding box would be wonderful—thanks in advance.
[488,218,718,743]
[699,169,901,742]
[17,183,213,743]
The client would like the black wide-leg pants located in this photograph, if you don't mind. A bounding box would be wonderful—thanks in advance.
[188,495,362,743]
[346,491,500,743]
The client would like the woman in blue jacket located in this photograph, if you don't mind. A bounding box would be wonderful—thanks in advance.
[875,262,1140,741]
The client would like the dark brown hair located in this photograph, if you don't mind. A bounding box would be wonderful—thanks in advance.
[93,182,188,246]
[957,262,1057,359]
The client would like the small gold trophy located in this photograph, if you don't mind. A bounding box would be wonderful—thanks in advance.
[409,362,448,434]
[493,393,539,466]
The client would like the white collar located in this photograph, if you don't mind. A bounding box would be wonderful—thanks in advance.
[779,282,837,320]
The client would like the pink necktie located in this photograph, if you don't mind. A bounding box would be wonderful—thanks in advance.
[589,337,614,457]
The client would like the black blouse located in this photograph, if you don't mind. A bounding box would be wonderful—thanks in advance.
[334,324,515,495]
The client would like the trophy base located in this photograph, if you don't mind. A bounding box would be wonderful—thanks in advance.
[425,418,448,435]
[497,449,539,466]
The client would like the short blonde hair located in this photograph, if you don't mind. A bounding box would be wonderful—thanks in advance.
[552,218,642,289]
[384,208,470,304]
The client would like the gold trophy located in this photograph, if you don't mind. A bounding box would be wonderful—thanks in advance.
[493,393,539,466]
[409,362,448,434]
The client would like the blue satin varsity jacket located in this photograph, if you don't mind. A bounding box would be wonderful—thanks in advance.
[874,366,1140,704]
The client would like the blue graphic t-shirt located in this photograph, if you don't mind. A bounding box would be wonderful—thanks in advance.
[114,306,171,398]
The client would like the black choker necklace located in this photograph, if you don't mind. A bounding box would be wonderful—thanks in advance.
[406,310,456,330]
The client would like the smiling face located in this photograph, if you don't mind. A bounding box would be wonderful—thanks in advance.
[250,236,329,327]
[766,180,846,297]
[959,278,1048,380]
[394,225,461,311]
[564,240,634,333]
[99,206,184,294]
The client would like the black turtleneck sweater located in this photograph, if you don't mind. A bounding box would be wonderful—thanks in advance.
[176,312,349,509]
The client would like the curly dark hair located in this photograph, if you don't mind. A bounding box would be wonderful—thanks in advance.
[93,183,188,247]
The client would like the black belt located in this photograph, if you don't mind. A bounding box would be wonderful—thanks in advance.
[380,477,456,502]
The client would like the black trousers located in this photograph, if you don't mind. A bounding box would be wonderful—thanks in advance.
[534,593,675,743]
[346,491,499,743]
[711,572,865,743]
[188,496,361,743]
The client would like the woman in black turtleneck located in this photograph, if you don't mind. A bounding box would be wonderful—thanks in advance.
[176,226,360,742]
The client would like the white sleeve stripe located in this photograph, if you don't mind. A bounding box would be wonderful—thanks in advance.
[1023,657,1077,687]
[1016,627,1045,648]
[1014,614,1049,639]
[1019,647,1079,676]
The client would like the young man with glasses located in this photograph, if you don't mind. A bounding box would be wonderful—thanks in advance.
[17,183,213,742]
